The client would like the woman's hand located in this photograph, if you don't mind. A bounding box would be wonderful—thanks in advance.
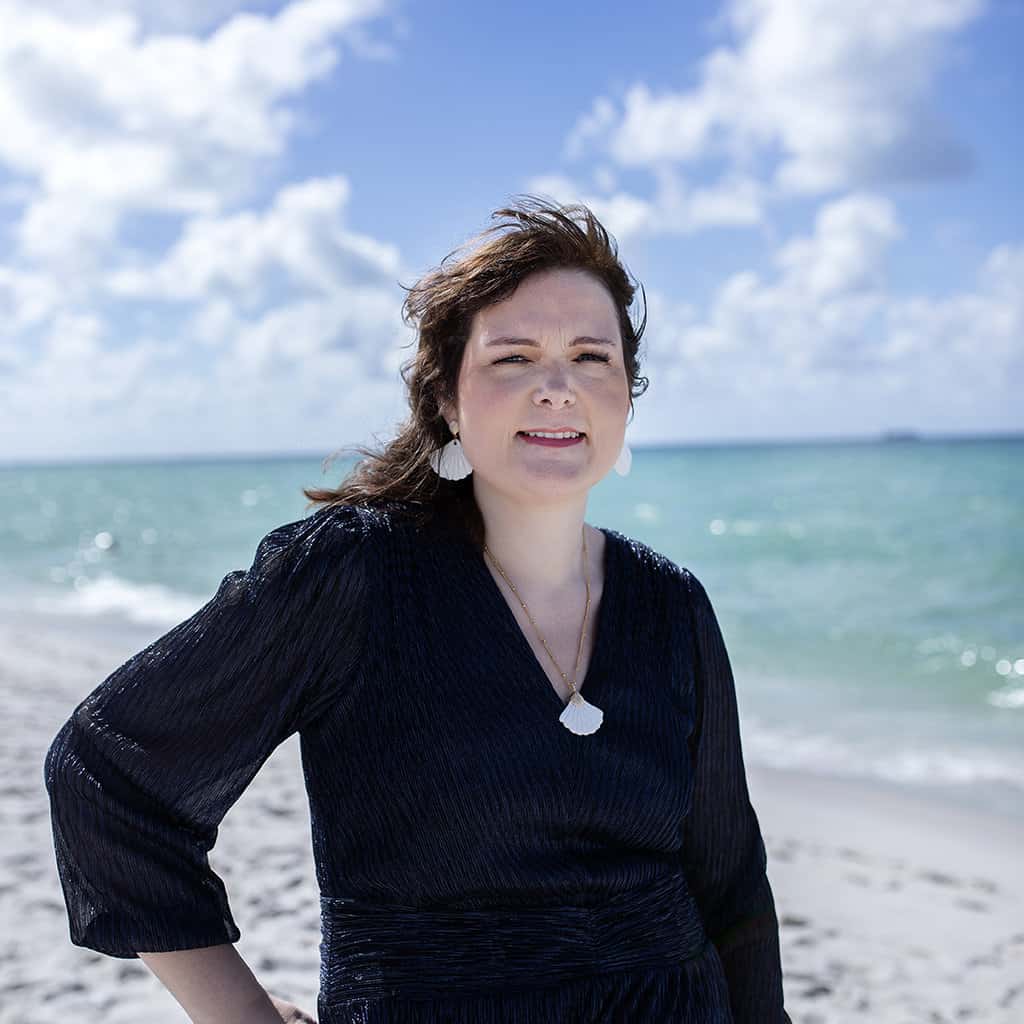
[268,992,318,1023]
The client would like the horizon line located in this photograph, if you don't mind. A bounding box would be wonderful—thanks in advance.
[2,428,1022,471]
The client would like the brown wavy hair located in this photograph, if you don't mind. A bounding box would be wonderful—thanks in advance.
[302,194,649,551]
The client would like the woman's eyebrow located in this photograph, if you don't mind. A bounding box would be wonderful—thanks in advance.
[484,335,616,348]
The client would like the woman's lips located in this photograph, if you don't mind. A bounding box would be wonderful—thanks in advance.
[516,432,585,447]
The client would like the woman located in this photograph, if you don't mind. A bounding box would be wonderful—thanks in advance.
[44,197,790,1022]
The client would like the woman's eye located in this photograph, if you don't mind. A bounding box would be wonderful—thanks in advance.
[493,353,610,364]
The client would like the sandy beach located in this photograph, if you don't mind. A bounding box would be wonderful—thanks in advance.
[750,765,1023,1021]
[5,609,1022,1023]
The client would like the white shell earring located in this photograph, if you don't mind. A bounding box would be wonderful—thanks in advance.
[614,441,632,476]
[429,423,474,480]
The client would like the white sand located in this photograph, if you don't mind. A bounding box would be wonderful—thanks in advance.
[749,765,1024,1021]
[4,609,1022,1023]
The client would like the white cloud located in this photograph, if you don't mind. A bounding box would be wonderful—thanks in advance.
[21,2,281,35]
[645,193,1021,406]
[773,193,902,299]
[0,264,64,330]
[564,96,618,162]
[884,243,1023,382]
[3,310,169,415]
[525,166,765,241]
[0,1,415,460]
[658,194,904,376]
[216,291,402,379]
[566,0,982,196]
[106,176,400,302]
[0,172,408,415]
[0,0,390,267]
[525,175,655,242]
[16,194,124,275]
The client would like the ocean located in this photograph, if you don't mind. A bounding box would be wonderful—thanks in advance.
[3,436,1021,818]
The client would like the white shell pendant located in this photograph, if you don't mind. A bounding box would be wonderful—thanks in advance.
[559,691,604,735]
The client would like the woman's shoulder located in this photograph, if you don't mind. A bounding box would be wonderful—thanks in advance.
[302,500,408,538]
[603,527,716,633]
[603,525,693,590]
[250,500,411,579]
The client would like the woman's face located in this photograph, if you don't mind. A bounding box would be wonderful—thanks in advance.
[444,267,631,503]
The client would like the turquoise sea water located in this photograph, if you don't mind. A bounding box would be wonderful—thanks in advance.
[2,437,1021,816]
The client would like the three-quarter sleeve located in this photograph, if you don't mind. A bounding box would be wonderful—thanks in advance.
[42,504,371,959]
[680,569,790,1022]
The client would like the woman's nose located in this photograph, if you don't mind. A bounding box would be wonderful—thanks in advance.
[533,370,574,400]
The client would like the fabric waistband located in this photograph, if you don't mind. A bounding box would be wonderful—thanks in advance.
[318,871,709,1003]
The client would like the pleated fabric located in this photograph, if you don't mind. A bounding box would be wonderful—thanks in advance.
[43,500,790,1021]
[317,948,735,1024]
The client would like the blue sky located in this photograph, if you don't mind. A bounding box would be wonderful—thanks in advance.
[1,0,1021,463]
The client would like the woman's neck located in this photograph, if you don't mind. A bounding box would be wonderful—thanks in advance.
[476,508,594,592]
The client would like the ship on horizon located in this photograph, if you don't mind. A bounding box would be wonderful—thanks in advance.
[881,428,922,442]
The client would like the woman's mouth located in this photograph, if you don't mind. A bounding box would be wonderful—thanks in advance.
[516,431,586,448]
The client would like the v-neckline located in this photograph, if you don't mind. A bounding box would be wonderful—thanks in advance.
[473,526,619,712]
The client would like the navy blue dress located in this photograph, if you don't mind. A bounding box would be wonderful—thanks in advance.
[44,501,789,1022]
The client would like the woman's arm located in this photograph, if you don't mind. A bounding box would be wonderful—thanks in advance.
[42,505,371,962]
[680,569,790,1022]
[138,945,283,1024]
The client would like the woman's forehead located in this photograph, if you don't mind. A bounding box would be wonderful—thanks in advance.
[473,274,619,340]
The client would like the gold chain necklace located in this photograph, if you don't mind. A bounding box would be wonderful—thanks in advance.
[483,525,605,735]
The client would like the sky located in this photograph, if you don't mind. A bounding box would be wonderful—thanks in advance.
[1,0,1021,464]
